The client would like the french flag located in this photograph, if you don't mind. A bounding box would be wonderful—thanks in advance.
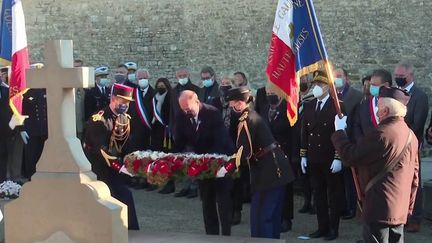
[0,0,30,115]
[266,0,329,126]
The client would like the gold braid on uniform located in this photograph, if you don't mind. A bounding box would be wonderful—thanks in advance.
[109,113,131,153]
[236,111,253,160]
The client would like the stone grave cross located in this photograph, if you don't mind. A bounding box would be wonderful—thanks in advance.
[26,40,93,173]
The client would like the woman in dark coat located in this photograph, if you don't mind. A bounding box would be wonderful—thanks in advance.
[150,78,172,152]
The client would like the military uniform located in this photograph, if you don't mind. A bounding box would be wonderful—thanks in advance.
[83,84,139,230]
[0,84,14,182]
[22,89,48,179]
[227,87,294,239]
[84,85,110,122]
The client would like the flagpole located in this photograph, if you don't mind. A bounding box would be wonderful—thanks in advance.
[324,60,364,212]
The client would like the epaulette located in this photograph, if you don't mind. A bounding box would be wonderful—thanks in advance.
[239,111,249,121]
[92,110,105,122]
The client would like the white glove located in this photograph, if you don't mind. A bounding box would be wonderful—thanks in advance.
[20,131,29,145]
[119,165,133,177]
[216,166,228,178]
[8,113,28,130]
[330,159,342,173]
[301,157,308,174]
[334,115,347,131]
[0,209,3,222]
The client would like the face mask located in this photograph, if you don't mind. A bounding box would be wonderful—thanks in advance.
[99,78,109,87]
[335,78,344,88]
[157,87,166,94]
[219,85,232,98]
[267,94,280,105]
[128,73,136,82]
[178,78,188,86]
[203,79,214,88]
[312,85,324,98]
[300,83,308,92]
[115,103,129,114]
[138,79,149,88]
[395,77,407,87]
[114,74,126,83]
[369,85,380,97]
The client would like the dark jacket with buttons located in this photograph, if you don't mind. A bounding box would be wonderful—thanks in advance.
[84,86,110,122]
[300,96,342,164]
[236,109,294,192]
[0,85,13,138]
[23,89,48,137]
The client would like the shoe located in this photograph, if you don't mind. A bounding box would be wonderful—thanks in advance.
[309,229,328,238]
[186,189,198,198]
[174,189,190,197]
[298,204,311,213]
[342,210,355,220]
[146,185,158,191]
[281,219,292,233]
[158,182,175,194]
[405,223,420,233]
[232,211,241,225]
[324,230,338,241]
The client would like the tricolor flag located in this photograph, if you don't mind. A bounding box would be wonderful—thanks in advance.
[266,0,329,126]
[0,0,29,115]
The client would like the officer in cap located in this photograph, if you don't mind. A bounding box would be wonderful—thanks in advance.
[217,86,294,239]
[83,83,139,230]
[300,70,345,240]
[124,61,138,84]
[84,66,111,122]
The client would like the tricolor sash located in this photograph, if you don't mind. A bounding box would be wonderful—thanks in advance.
[369,97,378,128]
[134,88,151,129]
[152,97,165,126]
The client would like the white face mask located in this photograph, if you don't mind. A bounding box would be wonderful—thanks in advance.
[138,79,149,88]
[128,73,136,82]
[312,85,324,98]
[335,78,344,88]
[178,78,188,86]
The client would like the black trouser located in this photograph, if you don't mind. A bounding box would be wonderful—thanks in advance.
[282,182,294,221]
[342,167,357,214]
[198,177,233,236]
[232,177,243,212]
[363,223,403,243]
[0,138,9,182]
[23,135,46,179]
[309,162,343,233]
[300,168,313,207]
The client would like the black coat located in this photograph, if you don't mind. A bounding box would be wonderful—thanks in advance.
[254,87,267,115]
[300,96,342,164]
[172,103,234,155]
[236,109,294,192]
[83,107,132,183]
[84,86,110,122]
[352,97,378,143]
[199,82,220,104]
[128,86,155,151]
[405,84,429,143]
[0,85,13,138]
[150,92,171,151]
[22,89,48,137]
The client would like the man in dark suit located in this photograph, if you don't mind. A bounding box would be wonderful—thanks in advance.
[199,66,219,104]
[167,67,201,197]
[394,61,429,232]
[173,90,235,236]
[84,66,110,122]
[125,68,155,190]
[0,75,14,182]
[300,71,344,240]
[333,68,363,220]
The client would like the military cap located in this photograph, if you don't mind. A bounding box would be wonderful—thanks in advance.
[95,66,110,77]
[30,63,44,69]
[0,67,8,73]
[226,86,252,102]
[379,86,410,106]
[311,70,329,84]
[111,83,134,101]
[124,62,137,71]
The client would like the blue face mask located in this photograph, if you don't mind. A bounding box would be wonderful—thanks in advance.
[128,73,136,82]
[369,85,380,97]
[203,79,214,88]
[115,104,129,114]
[335,78,344,88]
[99,78,109,87]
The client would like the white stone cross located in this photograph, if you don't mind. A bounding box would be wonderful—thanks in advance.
[26,40,95,173]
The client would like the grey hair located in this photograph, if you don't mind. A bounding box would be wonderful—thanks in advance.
[220,74,238,86]
[136,68,150,76]
[396,61,414,75]
[379,97,407,118]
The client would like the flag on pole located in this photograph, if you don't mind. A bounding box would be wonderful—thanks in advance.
[0,0,29,115]
[266,0,329,126]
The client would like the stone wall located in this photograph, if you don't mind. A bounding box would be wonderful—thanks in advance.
[22,0,432,92]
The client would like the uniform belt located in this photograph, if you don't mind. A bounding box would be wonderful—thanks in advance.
[254,142,278,159]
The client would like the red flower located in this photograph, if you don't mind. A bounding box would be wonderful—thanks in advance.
[132,160,141,173]
[224,162,236,172]
[187,162,201,177]
[153,160,172,176]
[171,158,184,172]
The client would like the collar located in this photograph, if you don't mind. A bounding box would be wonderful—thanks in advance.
[140,86,149,94]
[402,82,414,93]
[0,82,8,88]
[96,83,104,91]
[318,93,330,104]
[338,84,350,97]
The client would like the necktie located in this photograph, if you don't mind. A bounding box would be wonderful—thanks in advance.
[316,101,322,113]
[191,118,198,131]
[268,108,277,121]
[102,87,106,96]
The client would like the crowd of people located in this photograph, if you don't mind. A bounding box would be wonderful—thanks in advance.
[0,60,429,242]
